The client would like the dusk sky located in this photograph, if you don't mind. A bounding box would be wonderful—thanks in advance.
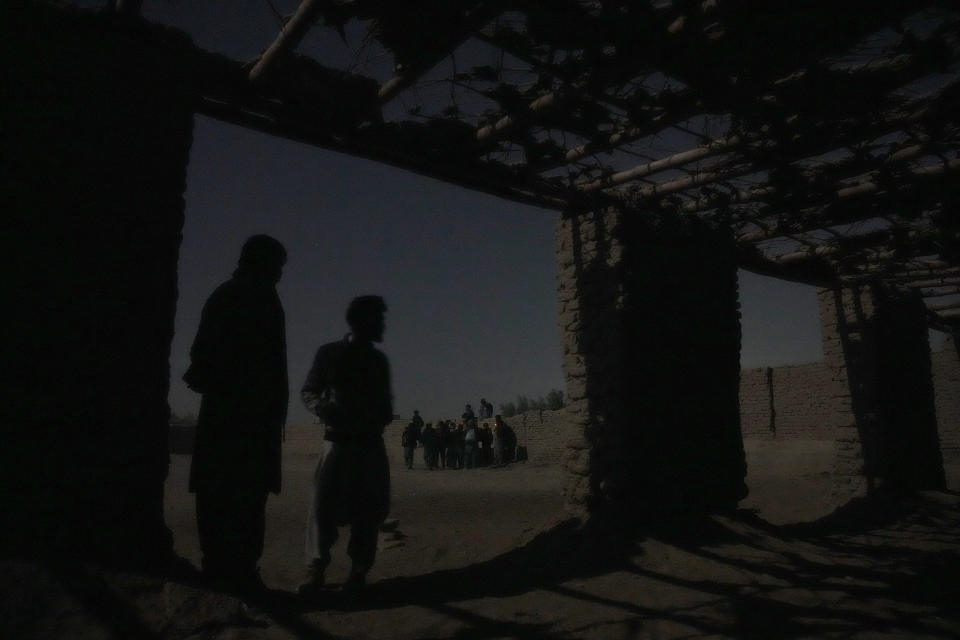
[169,116,828,425]
[92,0,947,425]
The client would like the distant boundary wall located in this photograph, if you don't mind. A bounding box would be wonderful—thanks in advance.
[739,336,959,483]
[175,340,959,477]
[739,363,842,440]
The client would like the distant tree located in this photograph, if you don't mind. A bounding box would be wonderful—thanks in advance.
[515,395,530,414]
[500,389,564,417]
[546,388,564,410]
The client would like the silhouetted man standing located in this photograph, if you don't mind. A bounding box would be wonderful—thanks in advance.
[300,296,393,594]
[183,235,288,593]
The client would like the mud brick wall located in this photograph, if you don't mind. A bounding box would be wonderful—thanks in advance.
[504,409,577,465]
[2,5,194,563]
[739,363,847,440]
[818,285,945,494]
[932,335,960,480]
[556,208,746,519]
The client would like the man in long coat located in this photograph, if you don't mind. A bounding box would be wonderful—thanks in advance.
[183,235,288,592]
[300,295,392,594]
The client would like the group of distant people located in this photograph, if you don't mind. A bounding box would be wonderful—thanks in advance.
[401,404,519,471]
[183,235,396,599]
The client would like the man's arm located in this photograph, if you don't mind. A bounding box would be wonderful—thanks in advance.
[301,347,329,418]
[183,287,228,394]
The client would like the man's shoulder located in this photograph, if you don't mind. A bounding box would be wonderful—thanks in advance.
[310,339,346,363]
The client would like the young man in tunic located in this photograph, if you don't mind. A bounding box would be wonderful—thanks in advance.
[299,296,393,594]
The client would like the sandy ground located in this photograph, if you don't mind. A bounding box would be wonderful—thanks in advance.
[165,449,567,592]
[5,437,960,639]
[163,437,837,591]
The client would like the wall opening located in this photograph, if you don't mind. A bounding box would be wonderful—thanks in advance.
[736,271,837,524]
[164,116,567,588]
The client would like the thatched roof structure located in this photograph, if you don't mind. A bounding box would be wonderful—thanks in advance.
[79,1,960,329]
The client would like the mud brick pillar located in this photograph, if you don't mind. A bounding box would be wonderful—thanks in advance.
[556,207,746,521]
[819,285,946,497]
[932,333,960,487]
[2,5,194,564]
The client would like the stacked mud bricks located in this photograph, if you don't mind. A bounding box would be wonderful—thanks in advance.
[556,207,747,520]
[932,336,960,471]
[818,285,946,496]
[4,5,194,564]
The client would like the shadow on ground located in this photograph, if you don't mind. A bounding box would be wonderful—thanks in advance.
[242,490,960,639]
[5,490,960,639]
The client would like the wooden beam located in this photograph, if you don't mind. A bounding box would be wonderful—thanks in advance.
[917,285,960,297]
[882,267,960,283]
[578,135,742,192]
[196,96,571,212]
[734,141,941,243]
[927,299,960,312]
[249,0,329,85]
[736,245,836,287]
[682,156,960,215]
[529,102,701,173]
[901,276,960,288]
[476,89,565,143]
[629,161,758,200]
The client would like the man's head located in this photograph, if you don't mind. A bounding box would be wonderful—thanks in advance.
[238,235,286,283]
[347,295,387,343]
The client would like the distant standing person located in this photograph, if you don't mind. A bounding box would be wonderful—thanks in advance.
[479,398,493,419]
[411,410,424,433]
[464,421,479,468]
[462,403,475,424]
[493,415,509,465]
[299,296,393,594]
[480,422,493,466]
[183,235,288,594]
[401,422,418,470]
[437,420,450,469]
[422,422,438,470]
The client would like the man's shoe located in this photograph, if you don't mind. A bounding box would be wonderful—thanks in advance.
[341,571,366,594]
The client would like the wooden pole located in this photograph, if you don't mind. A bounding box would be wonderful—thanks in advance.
[683,157,960,214]
[249,0,326,85]
[578,135,742,192]
[475,90,563,143]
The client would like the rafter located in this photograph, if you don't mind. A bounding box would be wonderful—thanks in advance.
[249,0,328,85]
